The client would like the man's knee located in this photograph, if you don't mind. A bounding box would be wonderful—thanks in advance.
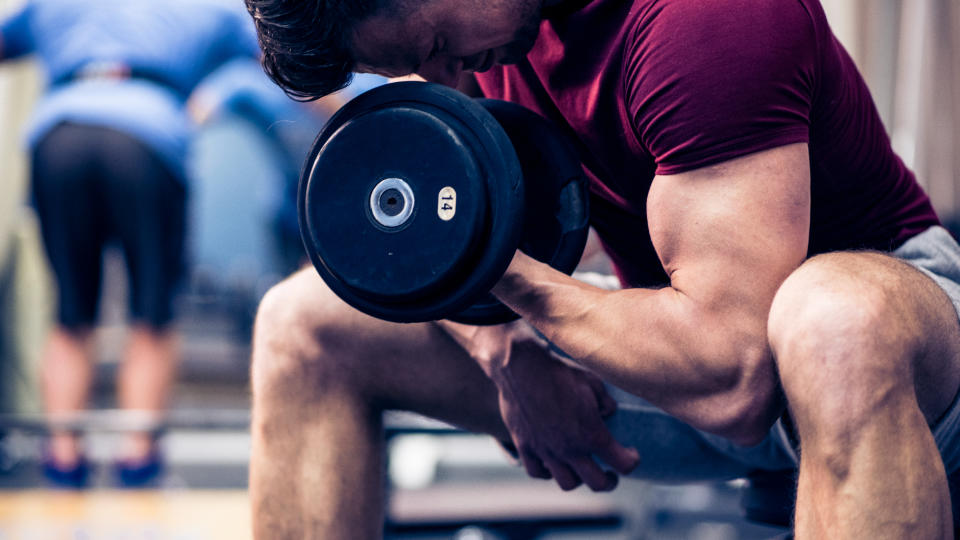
[768,253,922,443]
[251,269,353,404]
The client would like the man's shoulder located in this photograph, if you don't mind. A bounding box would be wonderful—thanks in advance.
[626,0,818,44]
[622,0,821,176]
[623,0,821,75]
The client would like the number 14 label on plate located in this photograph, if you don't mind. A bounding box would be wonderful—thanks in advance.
[438,187,457,221]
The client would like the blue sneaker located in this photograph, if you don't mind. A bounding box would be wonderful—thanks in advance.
[114,448,164,488]
[41,451,90,489]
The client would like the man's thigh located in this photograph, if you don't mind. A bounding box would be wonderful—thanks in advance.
[605,384,797,482]
[893,225,960,472]
[253,267,509,439]
[768,227,960,468]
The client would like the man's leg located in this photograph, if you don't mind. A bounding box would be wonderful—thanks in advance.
[250,268,510,540]
[768,251,960,539]
[42,327,95,466]
[101,127,186,463]
[116,326,179,459]
[31,124,104,469]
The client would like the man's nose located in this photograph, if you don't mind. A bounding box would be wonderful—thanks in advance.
[416,55,464,87]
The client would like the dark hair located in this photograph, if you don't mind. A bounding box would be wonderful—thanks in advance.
[244,0,389,100]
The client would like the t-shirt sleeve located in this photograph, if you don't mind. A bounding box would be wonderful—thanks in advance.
[0,2,36,60]
[625,0,817,175]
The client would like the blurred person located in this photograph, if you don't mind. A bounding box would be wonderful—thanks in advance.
[0,0,259,487]
[245,0,960,538]
[188,61,387,275]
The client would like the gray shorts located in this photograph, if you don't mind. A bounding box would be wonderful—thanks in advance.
[604,225,960,481]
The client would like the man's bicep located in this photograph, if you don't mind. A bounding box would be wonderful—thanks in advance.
[647,143,811,316]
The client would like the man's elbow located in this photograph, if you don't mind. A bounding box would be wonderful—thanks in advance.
[706,344,783,447]
[717,391,783,447]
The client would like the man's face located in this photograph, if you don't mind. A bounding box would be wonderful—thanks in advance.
[352,0,544,86]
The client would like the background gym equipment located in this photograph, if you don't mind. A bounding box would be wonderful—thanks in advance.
[0,409,457,435]
[298,82,589,325]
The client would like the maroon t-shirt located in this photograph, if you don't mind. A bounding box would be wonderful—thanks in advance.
[475,0,939,288]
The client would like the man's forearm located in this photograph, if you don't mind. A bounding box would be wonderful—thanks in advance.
[491,254,782,445]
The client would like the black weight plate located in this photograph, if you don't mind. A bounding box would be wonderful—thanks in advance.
[450,99,590,325]
[304,106,487,300]
[299,82,525,323]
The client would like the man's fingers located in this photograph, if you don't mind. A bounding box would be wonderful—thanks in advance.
[583,372,617,417]
[594,438,641,475]
[518,448,552,480]
[599,391,617,418]
[569,457,618,492]
[542,457,582,491]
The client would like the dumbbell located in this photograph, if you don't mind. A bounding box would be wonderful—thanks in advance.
[298,81,588,325]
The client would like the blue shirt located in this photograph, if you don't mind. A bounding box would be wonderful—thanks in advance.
[194,62,388,165]
[0,0,260,182]
[191,61,389,238]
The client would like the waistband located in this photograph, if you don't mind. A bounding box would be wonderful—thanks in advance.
[51,61,186,99]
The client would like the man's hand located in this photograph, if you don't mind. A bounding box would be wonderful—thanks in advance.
[439,320,640,491]
[494,332,641,491]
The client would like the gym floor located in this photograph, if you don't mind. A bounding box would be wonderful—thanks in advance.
[0,378,787,538]
[0,430,786,540]
[0,253,789,540]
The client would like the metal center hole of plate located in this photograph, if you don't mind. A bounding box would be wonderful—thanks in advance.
[380,188,403,217]
[370,178,415,228]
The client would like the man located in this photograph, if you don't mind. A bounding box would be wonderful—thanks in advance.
[245,0,960,537]
[0,0,259,486]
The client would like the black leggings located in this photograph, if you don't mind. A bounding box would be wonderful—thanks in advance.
[31,123,186,330]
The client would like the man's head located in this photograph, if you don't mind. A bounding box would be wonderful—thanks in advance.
[245,0,544,99]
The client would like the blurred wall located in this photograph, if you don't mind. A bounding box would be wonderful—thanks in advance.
[822,0,960,219]
[0,0,39,242]
[0,0,46,415]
